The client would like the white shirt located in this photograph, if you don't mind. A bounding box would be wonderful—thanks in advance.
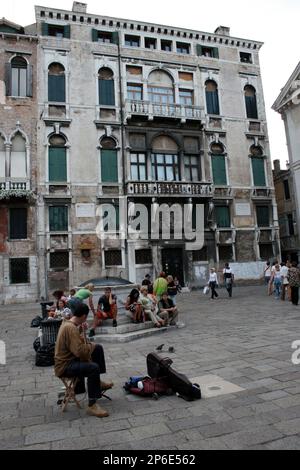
[264,265,272,277]
[209,273,218,283]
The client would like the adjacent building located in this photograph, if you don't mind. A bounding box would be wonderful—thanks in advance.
[0,19,39,303]
[273,62,300,264]
[0,2,281,302]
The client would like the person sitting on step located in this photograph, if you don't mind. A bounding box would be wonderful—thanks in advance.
[89,287,118,337]
[125,288,143,323]
[158,292,179,326]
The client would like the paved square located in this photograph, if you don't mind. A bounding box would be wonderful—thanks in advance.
[1,286,300,450]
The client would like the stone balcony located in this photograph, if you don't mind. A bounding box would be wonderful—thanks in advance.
[0,179,30,191]
[126,181,213,197]
[125,99,204,122]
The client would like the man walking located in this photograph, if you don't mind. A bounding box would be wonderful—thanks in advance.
[223,263,234,298]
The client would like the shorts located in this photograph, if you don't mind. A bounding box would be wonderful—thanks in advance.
[96,303,117,319]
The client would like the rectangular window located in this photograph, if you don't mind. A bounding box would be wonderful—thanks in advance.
[125,35,140,47]
[212,155,227,185]
[49,147,67,182]
[50,251,69,269]
[216,206,230,228]
[161,40,172,52]
[127,84,143,101]
[97,31,113,43]
[283,180,291,200]
[135,249,152,264]
[99,79,115,106]
[42,23,70,38]
[259,243,273,261]
[9,208,27,239]
[101,149,118,182]
[240,52,252,63]
[179,89,193,106]
[145,37,156,49]
[48,75,65,102]
[184,155,200,182]
[151,154,179,181]
[252,157,266,186]
[10,258,29,284]
[148,86,174,104]
[130,153,147,180]
[256,206,269,227]
[196,45,219,58]
[176,42,190,54]
[192,247,207,262]
[105,250,122,266]
[288,214,295,236]
[49,206,68,232]
[219,245,233,262]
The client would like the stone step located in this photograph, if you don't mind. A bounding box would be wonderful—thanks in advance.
[95,320,155,335]
[92,326,169,343]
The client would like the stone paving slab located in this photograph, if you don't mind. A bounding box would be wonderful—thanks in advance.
[0,286,300,450]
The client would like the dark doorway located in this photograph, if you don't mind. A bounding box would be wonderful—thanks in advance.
[162,248,184,286]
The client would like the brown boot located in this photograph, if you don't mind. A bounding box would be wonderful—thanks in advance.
[100,380,114,391]
[86,403,109,418]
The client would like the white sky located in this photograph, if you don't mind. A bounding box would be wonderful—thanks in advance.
[2,0,299,168]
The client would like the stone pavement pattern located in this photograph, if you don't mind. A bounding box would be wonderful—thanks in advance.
[1,286,300,450]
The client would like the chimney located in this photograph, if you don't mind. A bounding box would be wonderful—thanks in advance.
[273,159,281,174]
[72,2,87,13]
[214,26,230,36]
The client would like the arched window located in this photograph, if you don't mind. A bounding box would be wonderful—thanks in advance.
[244,85,258,119]
[148,70,174,104]
[48,63,65,102]
[98,68,115,106]
[48,134,67,182]
[0,135,5,177]
[205,80,220,115]
[250,145,265,186]
[151,135,179,181]
[211,142,227,185]
[100,137,118,182]
[11,56,27,97]
[11,133,26,178]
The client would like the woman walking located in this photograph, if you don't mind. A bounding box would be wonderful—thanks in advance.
[208,268,219,300]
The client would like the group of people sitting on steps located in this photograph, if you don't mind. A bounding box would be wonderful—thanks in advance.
[52,271,180,419]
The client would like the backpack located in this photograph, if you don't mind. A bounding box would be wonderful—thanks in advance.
[124,375,172,399]
[31,316,43,328]
[33,337,41,352]
[147,352,201,402]
[35,343,55,367]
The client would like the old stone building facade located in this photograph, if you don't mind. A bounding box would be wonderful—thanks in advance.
[0,19,39,303]
[0,2,280,302]
[273,62,300,264]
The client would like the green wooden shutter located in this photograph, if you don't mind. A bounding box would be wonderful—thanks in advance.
[64,24,70,39]
[48,75,65,102]
[196,44,202,56]
[212,155,227,185]
[41,22,49,36]
[49,147,67,182]
[252,157,266,186]
[213,47,219,59]
[256,206,269,227]
[245,95,258,119]
[99,79,115,105]
[26,64,33,97]
[216,206,230,228]
[49,206,68,231]
[5,62,11,96]
[101,150,118,182]
[92,28,98,42]
[112,31,119,45]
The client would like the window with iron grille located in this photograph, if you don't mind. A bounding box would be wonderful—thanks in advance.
[105,250,122,266]
[10,258,29,284]
[135,249,152,265]
[49,251,69,269]
[192,247,207,262]
[9,208,27,239]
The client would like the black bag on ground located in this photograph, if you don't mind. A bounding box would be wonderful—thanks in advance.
[31,316,43,328]
[33,337,41,352]
[147,352,201,401]
[35,343,55,367]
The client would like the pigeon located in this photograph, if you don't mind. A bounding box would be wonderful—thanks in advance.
[156,344,164,351]
[168,346,175,353]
